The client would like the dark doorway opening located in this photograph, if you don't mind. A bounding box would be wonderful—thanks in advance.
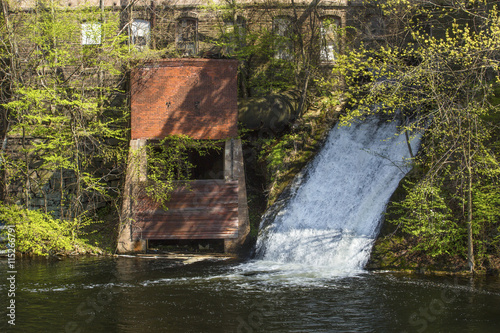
[147,239,225,253]
[187,147,224,179]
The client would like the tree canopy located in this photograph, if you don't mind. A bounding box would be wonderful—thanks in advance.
[333,0,500,272]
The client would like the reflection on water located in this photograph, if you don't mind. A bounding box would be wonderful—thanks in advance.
[1,257,500,333]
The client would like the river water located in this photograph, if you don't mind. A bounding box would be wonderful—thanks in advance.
[2,118,500,332]
[1,256,500,332]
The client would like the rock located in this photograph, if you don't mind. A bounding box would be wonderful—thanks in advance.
[238,91,300,132]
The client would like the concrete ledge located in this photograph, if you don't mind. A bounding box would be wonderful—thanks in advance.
[116,252,236,265]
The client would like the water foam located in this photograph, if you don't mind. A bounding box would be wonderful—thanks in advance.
[248,117,421,278]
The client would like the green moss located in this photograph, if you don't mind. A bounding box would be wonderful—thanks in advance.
[241,97,341,241]
[258,101,341,206]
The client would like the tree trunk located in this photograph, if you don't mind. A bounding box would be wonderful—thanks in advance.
[22,126,29,209]
[465,112,474,274]
[298,68,310,117]
[467,167,474,274]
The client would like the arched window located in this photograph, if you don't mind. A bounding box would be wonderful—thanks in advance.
[366,15,385,39]
[224,16,246,55]
[320,16,340,63]
[177,18,198,56]
[273,16,293,60]
[131,19,150,49]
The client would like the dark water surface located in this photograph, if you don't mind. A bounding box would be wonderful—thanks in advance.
[1,256,500,333]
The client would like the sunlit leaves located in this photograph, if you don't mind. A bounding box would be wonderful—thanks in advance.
[1,1,131,224]
[0,205,99,255]
[339,0,500,268]
[145,135,223,210]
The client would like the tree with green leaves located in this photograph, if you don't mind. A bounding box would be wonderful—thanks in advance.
[145,135,223,209]
[207,0,344,104]
[203,0,346,205]
[0,0,143,254]
[333,0,500,273]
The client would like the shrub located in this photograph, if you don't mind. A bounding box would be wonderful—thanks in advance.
[0,205,97,256]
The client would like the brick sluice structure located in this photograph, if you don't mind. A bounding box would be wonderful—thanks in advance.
[117,59,250,254]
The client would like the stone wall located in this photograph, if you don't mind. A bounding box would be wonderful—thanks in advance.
[6,0,352,59]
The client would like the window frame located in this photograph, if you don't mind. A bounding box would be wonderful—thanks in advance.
[319,16,340,63]
[273,15,293,61]
[131,19,151,49]
[176,17,198,57]
[223,16,246,56]
[81,21,102,46]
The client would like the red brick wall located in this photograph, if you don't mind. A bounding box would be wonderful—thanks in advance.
[131,59,238,140]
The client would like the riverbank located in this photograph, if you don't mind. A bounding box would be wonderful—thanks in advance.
[367,226,500,277]
[242,97,342,241]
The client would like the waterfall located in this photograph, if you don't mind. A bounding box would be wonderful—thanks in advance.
[250,117,421,277]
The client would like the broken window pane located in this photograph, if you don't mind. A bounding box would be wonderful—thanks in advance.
[81,22,102,45]
[320,17,340,63]
[131,19,151,49]
[273,16,293,60]
[177,18,197,56]
[224,16,246,56]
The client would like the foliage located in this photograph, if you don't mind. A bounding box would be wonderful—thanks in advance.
[0,205,98,256]
[205,0,340,103]
[0,1,139,227]
[251,97,339,205]
[334,0,500,272]
[145,135,223,209]
[259,133,301,175]
[389,179,465,257]
[205,0,346,207]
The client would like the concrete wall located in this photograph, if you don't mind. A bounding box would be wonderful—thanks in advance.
[224,138,250,254]
[117,138,148,253]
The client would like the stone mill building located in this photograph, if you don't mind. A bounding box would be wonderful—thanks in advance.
[0,0,391,254]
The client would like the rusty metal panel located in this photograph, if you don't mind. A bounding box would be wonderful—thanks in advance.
[132,180,239,239]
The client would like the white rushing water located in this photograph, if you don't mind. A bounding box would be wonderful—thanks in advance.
[241,117,421,279]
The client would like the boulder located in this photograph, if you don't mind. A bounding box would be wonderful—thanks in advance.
[238,91,300,132]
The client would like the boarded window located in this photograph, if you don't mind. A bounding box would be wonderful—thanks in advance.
[131,19,150,49]
[366,15,385,39]
[273,16,293,60]
[224,16,246,56]
[320,17,340,63]
[81,22,102,45]
[177,18,197,56]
